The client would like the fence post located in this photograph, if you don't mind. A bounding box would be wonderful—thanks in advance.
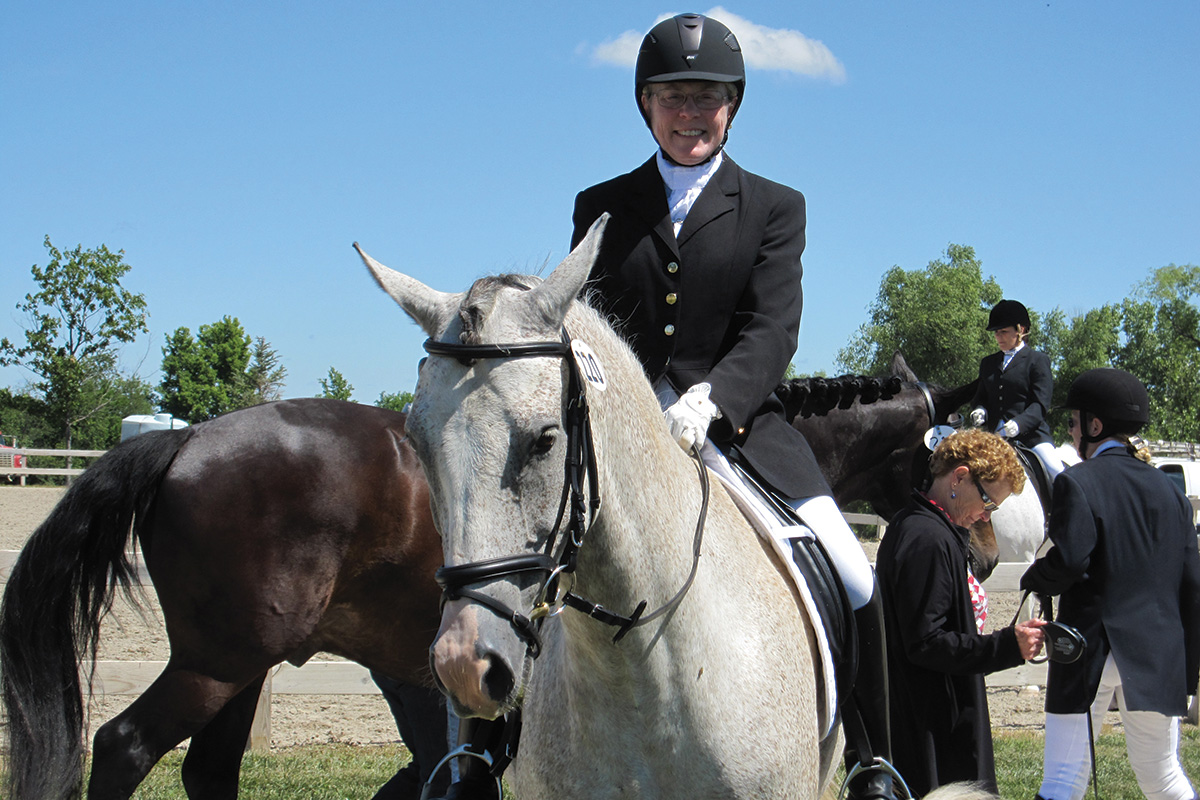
[246,668,275,753]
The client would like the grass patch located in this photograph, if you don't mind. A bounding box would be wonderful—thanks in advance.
[17,725,1195,798]
[994,726,1200,799]
[116,744,411,799]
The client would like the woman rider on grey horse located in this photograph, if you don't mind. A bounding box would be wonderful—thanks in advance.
[431,14,897,800]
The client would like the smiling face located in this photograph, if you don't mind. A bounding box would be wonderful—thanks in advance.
[641,81,735,166]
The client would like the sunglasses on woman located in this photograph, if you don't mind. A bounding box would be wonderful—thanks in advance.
[972,476,1000,513]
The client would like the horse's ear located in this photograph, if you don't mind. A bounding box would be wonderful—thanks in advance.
[529,213,609,327]
[890,351,919,382]
[355,243,459,337]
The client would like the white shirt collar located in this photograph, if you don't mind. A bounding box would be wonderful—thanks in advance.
[656,150,724,237]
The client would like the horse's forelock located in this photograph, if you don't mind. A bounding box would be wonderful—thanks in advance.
[457,274,540,345]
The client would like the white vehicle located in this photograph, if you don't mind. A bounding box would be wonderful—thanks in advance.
[1151,447,1200,528]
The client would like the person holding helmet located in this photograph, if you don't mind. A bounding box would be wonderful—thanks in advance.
[969,299,1065,480]
[571,13,896,800]
[1021,368,1200,800]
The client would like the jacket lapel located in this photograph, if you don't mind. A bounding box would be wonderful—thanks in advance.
[627,157,680,259]
[678,157,738,247]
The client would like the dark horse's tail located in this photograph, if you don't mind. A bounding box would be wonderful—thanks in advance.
[0,428,192,800]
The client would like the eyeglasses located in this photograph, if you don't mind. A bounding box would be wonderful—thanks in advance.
[972,476,1000,513]
[651,88,732,110]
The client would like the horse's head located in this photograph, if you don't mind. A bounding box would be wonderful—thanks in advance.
[357,216,612,719]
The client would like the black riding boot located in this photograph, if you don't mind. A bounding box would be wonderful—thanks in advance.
[843,583,900,800]
[422,716,507,800]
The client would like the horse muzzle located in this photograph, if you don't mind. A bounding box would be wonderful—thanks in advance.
[430,597,527,719]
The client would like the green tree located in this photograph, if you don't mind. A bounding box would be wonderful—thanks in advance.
[318,368,354,401]
[0,237,149,449]
[1115,264,1200,441]
[837,244,1002,386]
[375,390,414,412]
[1038,304,1122,435]
[159,316,253,421]
[243,336,288,406]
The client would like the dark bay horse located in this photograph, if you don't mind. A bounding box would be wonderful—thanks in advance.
[780,355,997,575]
[0,399,446,800]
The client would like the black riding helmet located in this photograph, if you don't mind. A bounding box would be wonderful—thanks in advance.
[635,13,745,128]
[986,299,1031,331]
[1066,368,1149,454]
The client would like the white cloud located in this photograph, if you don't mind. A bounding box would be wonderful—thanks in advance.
[588,8,846,83]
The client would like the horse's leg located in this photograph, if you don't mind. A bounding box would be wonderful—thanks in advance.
[179,673,267,800]
[86,668,252,800]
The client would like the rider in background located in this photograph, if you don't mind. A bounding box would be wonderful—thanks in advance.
[969,299,1065,480]
[572,13,895,800]
[1021,368,1199,800]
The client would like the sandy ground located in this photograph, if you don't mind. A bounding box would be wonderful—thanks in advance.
[0,485,1076,757]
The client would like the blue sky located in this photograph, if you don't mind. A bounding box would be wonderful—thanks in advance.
[3,2,1197,408]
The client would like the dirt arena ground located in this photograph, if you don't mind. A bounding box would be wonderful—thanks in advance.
[0,484,1064,755]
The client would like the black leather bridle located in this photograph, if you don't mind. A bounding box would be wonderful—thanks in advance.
[424,329,709,656]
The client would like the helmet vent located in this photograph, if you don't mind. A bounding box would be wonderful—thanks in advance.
[678,16,703,52]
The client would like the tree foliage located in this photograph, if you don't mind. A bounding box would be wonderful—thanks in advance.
[318,368,354,402]
[244,336,289,405]
[375,390,414,412]
[837,244,1002,387]
[159,317,283,422]
[1115,264,1200,441]
[842,251,1200,443]
[0,237,149,448]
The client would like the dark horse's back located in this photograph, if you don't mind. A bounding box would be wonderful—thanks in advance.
[0,398,445,800]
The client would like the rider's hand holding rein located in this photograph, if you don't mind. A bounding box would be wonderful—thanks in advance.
[665,383,722,453]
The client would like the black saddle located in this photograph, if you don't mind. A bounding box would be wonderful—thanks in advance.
[1009,440,1053,518]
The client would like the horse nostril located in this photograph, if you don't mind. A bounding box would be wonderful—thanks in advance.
[482,653,515,702]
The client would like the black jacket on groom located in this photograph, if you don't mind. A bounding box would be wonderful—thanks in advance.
[571,154,829,500]
[1021,446,1200,715]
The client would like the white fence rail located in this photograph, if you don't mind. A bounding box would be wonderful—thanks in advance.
[0,447,104,484]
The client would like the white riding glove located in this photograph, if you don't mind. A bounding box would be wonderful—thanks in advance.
[664,383,722,453]
[969,407,987,428]
[1002,419,1019,438]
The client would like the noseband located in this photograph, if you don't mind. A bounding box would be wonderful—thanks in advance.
[425,329,709,656]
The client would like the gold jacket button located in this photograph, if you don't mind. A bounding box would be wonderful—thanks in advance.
[664,324,676,336]
[666,261,679,273]
[665,292,677,305]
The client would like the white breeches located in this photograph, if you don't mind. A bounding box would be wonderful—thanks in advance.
[1033,441,1066,480]
[1038,653,1195,800]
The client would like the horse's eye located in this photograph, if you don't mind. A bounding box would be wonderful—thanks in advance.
[532,428,557,457]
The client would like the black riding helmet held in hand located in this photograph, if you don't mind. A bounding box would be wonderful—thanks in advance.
[635,13,745,127]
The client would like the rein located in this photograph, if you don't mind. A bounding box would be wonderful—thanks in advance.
[915,381,936,428]
[425,330,709,654]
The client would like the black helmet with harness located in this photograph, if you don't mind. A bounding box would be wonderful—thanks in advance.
[635,13,745,131]
[1066,367,1149,455]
